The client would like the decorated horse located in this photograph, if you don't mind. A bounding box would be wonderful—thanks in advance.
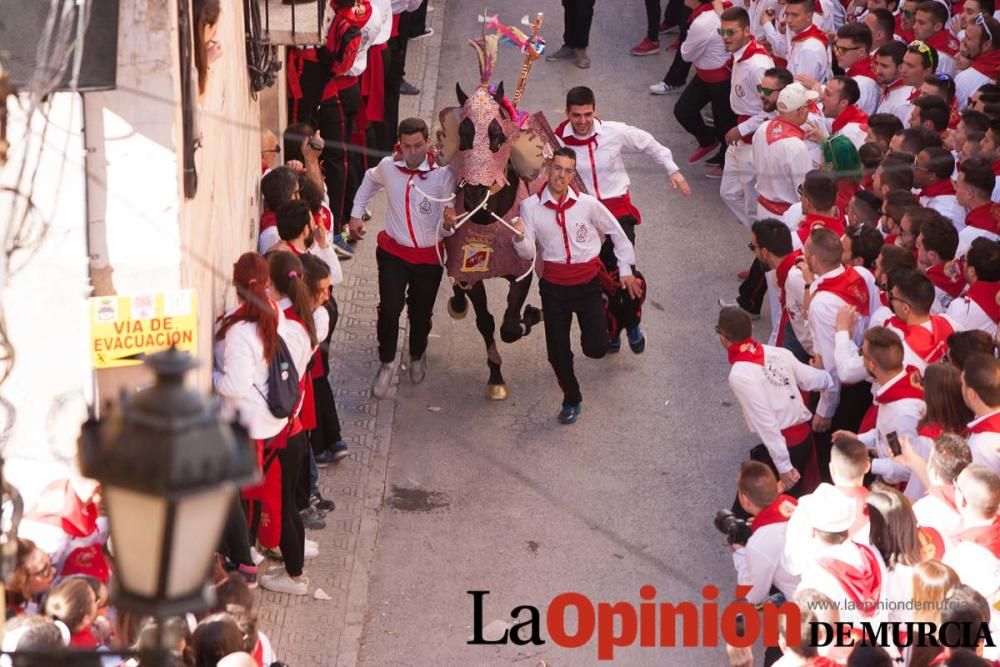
[430,17,571,400]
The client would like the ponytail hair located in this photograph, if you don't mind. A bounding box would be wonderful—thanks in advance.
[299,253,331,301]
[216,252,278,363]
[268,251,318,347]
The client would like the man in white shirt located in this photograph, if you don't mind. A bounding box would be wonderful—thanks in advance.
[912,433,973,542]
[348,118,458,397]
[675,0,737,166]
[720,7,777,227]
[955,15,1000,111]
[962,354,1000,472]
[820,76,871,149]
[730,461,801,605]
[267,200,344,285]
[557,86,690,352]
[752,219,814,360]
[752,83,818,219]
[763,0,833,83]
[948,237,1000,337]
[912,1,960,76]
[836,23,882,115]
[875,41,916,124]
[955,158,1000,258]
[943,464,1000,602]
[915,147,966,231]
[718,307,834,493]
[864,8,897,53]
[916,212,966,311]
[511,148,639,425]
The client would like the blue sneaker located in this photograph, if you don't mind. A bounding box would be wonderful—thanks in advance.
[627,326,646,354]
[557,402,582,424]
[608,332,621,353]
[333,234,354,259]
[331,440,349,462]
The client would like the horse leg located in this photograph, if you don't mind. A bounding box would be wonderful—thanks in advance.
[447,282,469,320]
[498,274,541,343]
[466,281,507,400]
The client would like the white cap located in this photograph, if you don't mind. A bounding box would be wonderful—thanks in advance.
[777,82,820,113]
[802,483,856,533]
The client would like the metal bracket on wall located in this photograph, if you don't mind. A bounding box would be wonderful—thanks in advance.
[179,0,198,199]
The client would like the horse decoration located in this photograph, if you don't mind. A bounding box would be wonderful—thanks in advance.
[430,16,563,401]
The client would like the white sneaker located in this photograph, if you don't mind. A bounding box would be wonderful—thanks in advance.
[648,81,681,95]
[410,356,427,384]
[304,538,319,560]
[259,570,308,595]
[372,362,396,399]
[250,547,265,566]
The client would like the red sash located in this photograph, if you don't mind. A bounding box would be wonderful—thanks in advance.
[965,203,1000,234]
[750,495,798,534]
[377,230,441,265]
[831,104,869,134]
[919,178,957,199]
[601,191,643,225]
[815,267,871,316]
[968,411,1000,436]
[887,315,954,364]
[846,56,877,81]
[926,29,960,57]
[817,543,882,617]
[765,117,806,145]
[797,213,846,243]
[926,260,967,299]
[362,43,387,123]
[758,195,793,215]
[542,258,604,286]
[955,520,1000,560]
[971,48,1000,79]
[791,23,830,48]
[727,338,765,365]
[966,280,1000,322]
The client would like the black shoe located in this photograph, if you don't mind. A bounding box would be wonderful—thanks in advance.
[627,327,646,354]
[300,506,327,530]
[311,492,336,512]
[522,305,542,336]
[400,80,420,95]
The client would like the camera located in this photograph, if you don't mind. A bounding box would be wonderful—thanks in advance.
[714,510,752,546]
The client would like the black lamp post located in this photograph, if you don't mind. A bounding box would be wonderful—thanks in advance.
[78,347,257,618]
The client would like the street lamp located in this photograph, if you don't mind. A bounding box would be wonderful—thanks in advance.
[78,347,257,618]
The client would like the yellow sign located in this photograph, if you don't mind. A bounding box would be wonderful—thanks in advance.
[89,290,197,368]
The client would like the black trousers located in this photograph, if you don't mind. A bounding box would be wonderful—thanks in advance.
[732,433,814,520]
[278,432,308,577]
[673,75,737,149]
[645,0,685,40]
[403,0,429,36]
[561,0,596,49]
[218,495,253,568]
[738,257,768,315]
[316,82,361,231]
[376,247,444,363]
[384,35,407,154]
[540,277,609,406]
[599,217,643,333]
[662,5,692,86]
[814,381,874,484]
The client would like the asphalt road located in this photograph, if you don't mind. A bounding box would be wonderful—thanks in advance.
[357,1,770,664]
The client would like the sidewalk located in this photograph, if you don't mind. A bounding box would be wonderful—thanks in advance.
[255,5,448,666]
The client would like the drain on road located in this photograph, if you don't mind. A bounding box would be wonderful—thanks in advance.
[387,485,450,512]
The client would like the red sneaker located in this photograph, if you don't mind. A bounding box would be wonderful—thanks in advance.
[629,38,661,56]
[688,142,720,164]
[659,20,679,33]
[737,270,750,280]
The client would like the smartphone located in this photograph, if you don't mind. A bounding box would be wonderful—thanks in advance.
[886,431,902,457]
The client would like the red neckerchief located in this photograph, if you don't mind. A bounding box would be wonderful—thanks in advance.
[965,203,1000,233]
[750,495,798,534]
[792,23,829,47]
[688,2,718,23]
[727,338,765,365]
[797,212,846,243]
[70,626,99,649]
[847,55,877,81]
[765,117,806,145]
[875,366,925,405]
[993,159,1000,177]
[926,260,967,299]
[253,640,264,667]
[895,14,915,43]
[817,543,882,617]
[972,48,1000,78]
[338,0,372,29]
[928,484,959,513]
[919,178,957,198]
[816,266,872,315]
[776,250,803,309]
[555,119,598,147]
[926,29,960,57]
[831,104,869,134]
[737,37,770,63]
[955,519,1000,559]
[394,154,436,179]
[908,87,922,103]
[886,315,954,363]
[260,209,277,232]
[948,97,961,129]
[861,173,875,193]
[968,410,1000,435]
[881,78,906,96]
[918,422,944,439]
[965,280,1000,322]
[542,191,578,262]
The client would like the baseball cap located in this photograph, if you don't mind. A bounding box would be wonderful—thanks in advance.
[801,483,856,533]
[777,82,820,113]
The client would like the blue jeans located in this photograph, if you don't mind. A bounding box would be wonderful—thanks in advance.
[781,321,810,365]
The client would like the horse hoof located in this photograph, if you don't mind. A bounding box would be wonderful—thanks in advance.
[485,384,508,401]
[447,295,468,320]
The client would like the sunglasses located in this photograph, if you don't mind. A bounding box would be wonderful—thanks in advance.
[717,28,738,36]
[834,44,864,54]
[757,84,780,96]
[901,8,916,17]
[261,146,281,155]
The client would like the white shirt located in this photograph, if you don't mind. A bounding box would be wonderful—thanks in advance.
[919,192,967,232]
[783,485,872,577]
[733,520,801,605]
[275,297,314,380]
[947,284,999,337]
[556,119,680,201]
[751,0,782,41]
[832,119,869,150]
[796,541,889,626]
[345,1,383,77]
[956,66,993,111]
[944,528,1000,601]
[809,265,881,418]
[730,41,775,125]
[351,156,457,248]
[860,368,926,487]
[681,7,730,71]
[390,0,422,13]
[728,343,834,473]
[788,29,833,83]
[752,118,814,208]
[514,187,636,277]
[852,74,882,115]
[783,261,814,355]
[958,225,1000,258]
[967,410,1000,474]
[913,491,963,540]
[876,82,916,125]
[372,0,392,45]
[212,309,295,440]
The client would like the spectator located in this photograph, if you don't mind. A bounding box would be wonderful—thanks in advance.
[1,615,67,667]
[901,41,939,90]
[911,433,973,540]
[961,354,1000,472]
[259,167,301,255]
[6,540,55,616]
[879,190,919,244]
[911,559,960,623]
[874,41,914,125]
[543,0,596,69]
[955,14,1000,111]
[914,147,964,231]
[954,160,999,258]
[948,237,1000,337]
[842,224,884,271]
[946,330,998,370]
[916,212,964,311]
[186,613,246,667]
[837,24,880,115]
[865,113,904,153]
[44,577,97,648]
[943,465,1000,601]
[866,485,921,621]
[912,1,958,76]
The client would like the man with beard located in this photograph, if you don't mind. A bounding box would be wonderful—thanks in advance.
[956,14,1000,110]
[874,41,915,124]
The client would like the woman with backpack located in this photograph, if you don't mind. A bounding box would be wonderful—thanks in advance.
[257,250,319,595]
[214,252,294,587]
